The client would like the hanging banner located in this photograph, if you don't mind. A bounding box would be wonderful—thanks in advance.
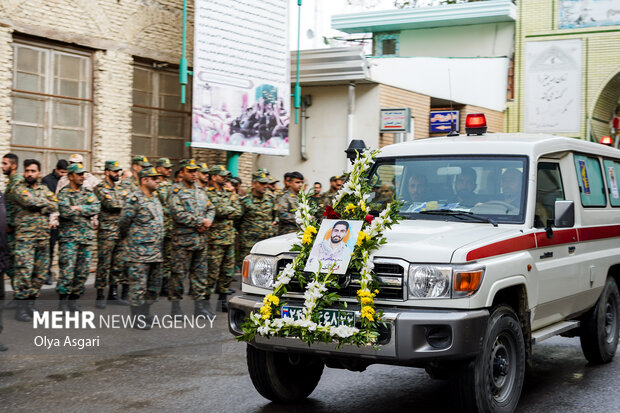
[523,39,582,133]
[192,0,290,155]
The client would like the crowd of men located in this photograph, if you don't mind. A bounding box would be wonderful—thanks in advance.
[0,152,346,347]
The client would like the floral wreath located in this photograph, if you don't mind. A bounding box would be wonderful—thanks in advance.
[239,149,402,347]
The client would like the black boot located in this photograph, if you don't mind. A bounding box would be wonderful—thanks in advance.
[68,294,82,312]
[194,299,215,319]
[130,306,151,330]
[159,278,169,297]
[58,294,69,311]
[14,299,32,322]
[218,293,229,313]
[107,285,128,306]
[171,300,184,318]
[121,284,129,302]
[27,297,37,316]
[95,289,106,309]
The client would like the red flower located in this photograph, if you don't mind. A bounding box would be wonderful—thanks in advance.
[323,206,341,219]
[364,214,375,224]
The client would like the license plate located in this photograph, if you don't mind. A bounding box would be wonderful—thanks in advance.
[281,306,356,327]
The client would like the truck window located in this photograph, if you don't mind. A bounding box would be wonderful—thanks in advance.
[534,162,565,228]
[602,159,620,207]
[574,155,606,207]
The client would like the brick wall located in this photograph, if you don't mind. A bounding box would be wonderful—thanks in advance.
[0,25,12,166]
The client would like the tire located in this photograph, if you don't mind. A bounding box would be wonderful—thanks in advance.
[450,305,526,413]
[579,276,620,364]
[246,344,324,403]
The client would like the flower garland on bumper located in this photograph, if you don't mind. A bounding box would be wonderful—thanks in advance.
[239,149,402,347]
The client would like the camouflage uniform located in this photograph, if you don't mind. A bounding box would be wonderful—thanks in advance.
[56,181,101,297]
[93,174,128,289]
[168,173,215,301]
[157,177,173,281]
[206,182,241,295]
[4,173,23,283]
[239,191,278,264]
[276,188,299,235]
[321,188,339,209]
[112,175,139,283]
[10,181,58,299]
[118,187,164,306]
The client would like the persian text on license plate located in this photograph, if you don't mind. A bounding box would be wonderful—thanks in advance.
[281,306,355,327]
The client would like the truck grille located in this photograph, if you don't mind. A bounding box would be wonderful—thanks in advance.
[275,258,406,300]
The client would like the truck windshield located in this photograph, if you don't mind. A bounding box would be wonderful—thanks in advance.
[367,155,528,224]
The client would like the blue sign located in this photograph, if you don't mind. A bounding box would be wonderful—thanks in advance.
[430,110,459,133]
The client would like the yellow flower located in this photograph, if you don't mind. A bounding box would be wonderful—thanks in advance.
[357,289,372,298]
[302,226,317,244]
[345,203,356,212]
[264,294,279,306]
[360,296,373,306]
[360,306,375,322]
[356,231,369,247]
[259,305,272,320]
[360,200,368,212]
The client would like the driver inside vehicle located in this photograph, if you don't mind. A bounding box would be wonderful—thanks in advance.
[454,167,478,207]
[402,174,428,212]
[501,168,522,207]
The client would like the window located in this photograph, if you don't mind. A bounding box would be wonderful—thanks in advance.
[376,34,399,57]
[11,41,92,172]
[574,155,606,207]
[535,162,565,228]
[131,65,191,163]
[602,159,620,207]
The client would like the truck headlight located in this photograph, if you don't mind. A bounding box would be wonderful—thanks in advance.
[408,265,451,298]
[244,255,276,289]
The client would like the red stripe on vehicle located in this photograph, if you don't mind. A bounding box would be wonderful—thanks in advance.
[535,228,578,247]
[578,225,620,242]
[466,234,537,261]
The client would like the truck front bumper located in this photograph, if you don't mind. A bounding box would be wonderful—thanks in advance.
[228,295,489,365]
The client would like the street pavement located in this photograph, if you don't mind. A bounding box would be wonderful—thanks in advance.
[0,279,618,412]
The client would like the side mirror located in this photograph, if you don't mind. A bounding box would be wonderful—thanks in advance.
[554,200,575,228]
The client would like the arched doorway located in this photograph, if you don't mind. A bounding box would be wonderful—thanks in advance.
[591,71,620,145]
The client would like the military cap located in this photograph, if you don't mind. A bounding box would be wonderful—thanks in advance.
[69,153,84,164]
[256,167,270,176]
[268,175,279,184]
[252,170,270,183]
[67,163,87,174]
[139,167,163,179]
[104,160,122,172]
[156,158,173,168]
[199,162,209,173]
[132,155,152,167]
[209,165,230,176]
[330,175,344,182]
[178,159,199,170]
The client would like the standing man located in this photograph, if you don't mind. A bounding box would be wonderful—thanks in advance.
[93,161,127,308]
[42,159,68,285]
[206,165,241,312]
[2,153,22,308]
[277,171,304,235]
[168,159,215,318]
[54,154,100,195]
[120,155,151,193]
[155,158,174,297]
[197,162,210,190]
[321,175,344,210]
[56,163,101,311]
[118,167,165,330]
[238,170,278,268]
[10,159,57,322]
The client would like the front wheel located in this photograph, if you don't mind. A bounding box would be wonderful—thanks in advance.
[450,305,526,413]
[580,276,620,364]
[246,344,324,403]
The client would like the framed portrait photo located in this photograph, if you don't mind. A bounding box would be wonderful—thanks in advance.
[304,219,363,275]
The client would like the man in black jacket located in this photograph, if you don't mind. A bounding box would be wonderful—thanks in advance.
[0,190,10,351]
[41,159,68,285]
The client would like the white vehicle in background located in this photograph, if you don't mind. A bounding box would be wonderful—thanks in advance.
[229,115,620,413]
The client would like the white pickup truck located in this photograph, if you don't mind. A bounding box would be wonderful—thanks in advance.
[228,124,620,413]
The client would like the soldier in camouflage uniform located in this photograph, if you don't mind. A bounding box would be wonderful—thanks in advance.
[239,170,278,269]
[93,160,128,309]
[276,171,304,235]
[206,165,242,312]
[10,159,58,322]
[320,175,344,210]
[2,154,22,299]
[168,159,216,318]
[56,163,101,311]
[118,167,165,330]
[155,158,174,297]
[114,155,152,302]
[197,162,210,191]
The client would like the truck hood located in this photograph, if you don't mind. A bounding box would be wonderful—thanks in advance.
[251,220,517,264]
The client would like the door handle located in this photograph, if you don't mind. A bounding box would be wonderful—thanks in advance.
[540,251,553,259]
[568,246,576,254]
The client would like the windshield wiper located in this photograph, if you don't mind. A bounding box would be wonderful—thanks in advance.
[418,209,498,227]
